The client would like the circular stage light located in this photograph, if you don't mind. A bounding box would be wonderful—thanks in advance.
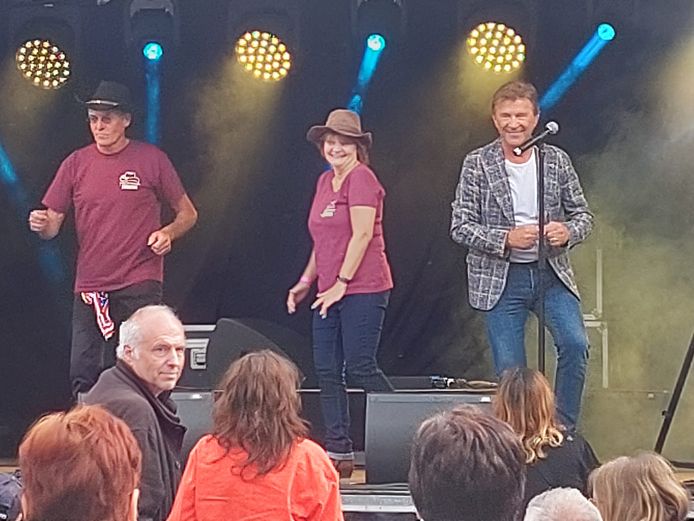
[466,22,525,73]
[16,39,71,90]
[235,30,291,81]
[367,33,386,52]
[143,41,163,61]
[597,23,616,41]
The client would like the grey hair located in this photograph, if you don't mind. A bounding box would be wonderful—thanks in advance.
[524,488,602,521]
[115,304,179,359]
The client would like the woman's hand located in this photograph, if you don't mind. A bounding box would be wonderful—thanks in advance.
[311,281,347,318]
[287,282,311,314]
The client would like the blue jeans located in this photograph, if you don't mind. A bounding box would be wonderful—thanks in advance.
[312,290,393,459]
[484,263,588,429]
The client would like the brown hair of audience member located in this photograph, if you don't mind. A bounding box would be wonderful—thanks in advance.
[19,405,141,521]
[409,404,526,521]
[589,452,690,521]
[213,350,309,477]
[492,80,540,115]
[494,367,564,464]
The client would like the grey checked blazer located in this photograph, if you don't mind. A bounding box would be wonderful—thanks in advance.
[450,139,593,311]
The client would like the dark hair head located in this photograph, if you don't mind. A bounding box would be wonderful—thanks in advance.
[409,404,526,521]
[19,405,141,521]
[213,350,309,476]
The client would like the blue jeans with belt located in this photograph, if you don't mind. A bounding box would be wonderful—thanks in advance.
[312,290,393,459]
[484,263,588,429]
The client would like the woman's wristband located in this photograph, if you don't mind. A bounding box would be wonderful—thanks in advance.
[299,275,313,285]
[336,275,351,284]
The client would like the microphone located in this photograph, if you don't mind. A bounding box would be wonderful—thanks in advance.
[512,121,559,157]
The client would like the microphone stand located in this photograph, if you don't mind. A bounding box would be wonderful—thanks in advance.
[536,144,547,374]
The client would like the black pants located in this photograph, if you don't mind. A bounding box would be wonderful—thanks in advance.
[70,280,162,397]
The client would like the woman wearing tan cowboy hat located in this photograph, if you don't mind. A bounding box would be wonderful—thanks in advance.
[286,108,394,478]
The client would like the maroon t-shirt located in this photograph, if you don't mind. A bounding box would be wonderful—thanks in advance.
[42,140,186,292]
[308,164,393,295]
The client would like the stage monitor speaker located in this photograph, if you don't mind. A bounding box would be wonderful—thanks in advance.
[179,319,296,390]
[206,318,292,388]
[171,390,214,462]
[172,389,363,461]
[364,391,493,484]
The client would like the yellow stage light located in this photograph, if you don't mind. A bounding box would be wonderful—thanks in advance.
[466,22,525,73]
[16,39,71,89]
[235,30,291,81]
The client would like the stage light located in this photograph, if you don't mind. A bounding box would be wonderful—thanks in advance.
[347,32,387,113]
[597,23,616,41]
[143,41,163,61]
[126,0,179,60]
[15,39,71,90]
[367,33,386,51]
[540,22,617,111]
[235,30,291,81]
[466,22,525,74]
[352,0,403,50]
[9,2,80,89]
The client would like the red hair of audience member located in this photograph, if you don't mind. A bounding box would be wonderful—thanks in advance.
[212,350,309,476]
[589,452,690,521]
[19,405,142,521]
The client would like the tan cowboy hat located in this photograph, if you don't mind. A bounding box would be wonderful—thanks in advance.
[306,109,373,147]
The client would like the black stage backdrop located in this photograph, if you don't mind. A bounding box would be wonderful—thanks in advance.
[0,0,689,453]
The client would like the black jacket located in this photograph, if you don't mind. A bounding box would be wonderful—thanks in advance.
[84,361,186,521]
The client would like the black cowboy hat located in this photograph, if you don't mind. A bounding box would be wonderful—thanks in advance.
[83,80,134,113]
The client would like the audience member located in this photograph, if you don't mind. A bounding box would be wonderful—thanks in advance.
[494,367,598,506]
[589,452,689,521]
[408,404,526,521]
[167,350,343,521]
[524,487,602,521]
[84,305,187,521]
[18,405,141,521]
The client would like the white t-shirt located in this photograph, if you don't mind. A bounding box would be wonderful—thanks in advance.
[506,151,538,262]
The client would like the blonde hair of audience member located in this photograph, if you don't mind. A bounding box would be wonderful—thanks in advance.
[212,350,309,477]
[494,367,564,464]
[589,452,690,521]
[19,405,141,521]
[524,487,602,521]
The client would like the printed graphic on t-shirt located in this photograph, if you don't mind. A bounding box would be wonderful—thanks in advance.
[119,171,141,191]
[320,199,337,218]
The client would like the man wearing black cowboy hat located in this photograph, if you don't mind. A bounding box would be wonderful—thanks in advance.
[29,80,198,397]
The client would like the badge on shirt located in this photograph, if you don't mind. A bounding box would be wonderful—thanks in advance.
[320,200,337,218]
[119,171,141,190]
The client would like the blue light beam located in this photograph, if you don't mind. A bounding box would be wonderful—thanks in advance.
[0,142,66,285]
[347,33,387,113]
[144,45,162,146]
[540,23,616,112]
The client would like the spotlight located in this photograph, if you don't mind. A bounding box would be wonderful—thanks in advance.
[597,23,615,41]
[16,39,71,90]
[466,22,525,74]
[352,0,404,50]
[229,0,300,81]
[540,23,617,111]
[8,1,80,89]
[143,41,163,61]
[367,33,386,52]
[126,0,179,61]
[235,30,291,81]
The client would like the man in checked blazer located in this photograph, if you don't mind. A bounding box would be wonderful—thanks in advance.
[450,80,593,429]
